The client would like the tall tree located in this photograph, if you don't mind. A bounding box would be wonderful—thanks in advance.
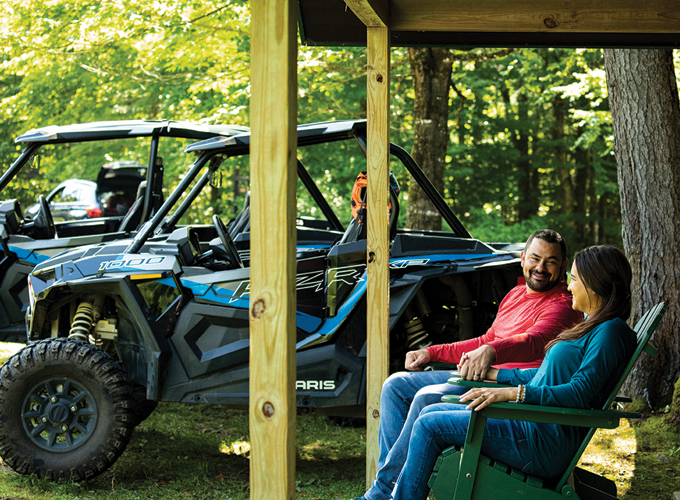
[603,49,680,417]
[405,47,452,231]
[405,48,514,232]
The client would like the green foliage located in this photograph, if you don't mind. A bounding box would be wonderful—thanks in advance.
[438,48,620,252]
[0,3,623,248]
[626,397,653,414]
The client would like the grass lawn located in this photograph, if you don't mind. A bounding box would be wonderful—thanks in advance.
[0,342,678,499]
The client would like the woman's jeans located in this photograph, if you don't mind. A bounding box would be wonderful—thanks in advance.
[391,403,532,500]
[365,370,467,500]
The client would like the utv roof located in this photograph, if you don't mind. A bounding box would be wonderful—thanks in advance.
[185,119,366,153]
[16,120,250,145]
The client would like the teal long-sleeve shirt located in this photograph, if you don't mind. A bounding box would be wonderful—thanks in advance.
[496,317,636,478]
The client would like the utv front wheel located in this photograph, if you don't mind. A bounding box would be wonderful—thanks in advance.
[0,338,135,481]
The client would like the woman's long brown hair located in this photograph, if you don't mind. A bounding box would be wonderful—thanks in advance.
[545,245,632,351]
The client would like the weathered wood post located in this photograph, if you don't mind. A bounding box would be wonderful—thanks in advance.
[249,0,298,498]
[365,24,391,487]
[342,0,391,488]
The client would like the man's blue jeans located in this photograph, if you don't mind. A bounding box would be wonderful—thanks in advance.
[364,370,467,500]
[391,403,531,500]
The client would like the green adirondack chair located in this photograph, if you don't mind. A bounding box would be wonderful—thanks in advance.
[427,301,667,500]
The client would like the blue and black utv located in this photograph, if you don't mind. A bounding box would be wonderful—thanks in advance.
[0,120,523,481]
[0,120,248,342]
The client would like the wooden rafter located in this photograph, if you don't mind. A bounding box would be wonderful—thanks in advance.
[344,0,389,27]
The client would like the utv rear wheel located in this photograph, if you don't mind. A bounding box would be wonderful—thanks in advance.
[0,338,135,482]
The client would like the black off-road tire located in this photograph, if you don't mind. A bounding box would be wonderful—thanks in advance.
[0,338,136,482]
[131,385,158,426]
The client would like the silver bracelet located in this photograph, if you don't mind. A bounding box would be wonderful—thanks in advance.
[515,385,524,403]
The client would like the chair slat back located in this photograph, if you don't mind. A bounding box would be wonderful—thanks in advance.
[554,302,667,491]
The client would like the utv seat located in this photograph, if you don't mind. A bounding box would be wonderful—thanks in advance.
[338,171,400,245]
[118,181,146,233]
[228,191,251,238]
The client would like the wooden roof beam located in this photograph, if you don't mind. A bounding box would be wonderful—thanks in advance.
[344,0,389,27]
[388,0,680,33]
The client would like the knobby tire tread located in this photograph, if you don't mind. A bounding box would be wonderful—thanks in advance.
[0,338,136,482]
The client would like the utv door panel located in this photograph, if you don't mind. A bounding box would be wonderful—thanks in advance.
[171,302,250,379]
[0,262,33,341]
[295,344,364,408]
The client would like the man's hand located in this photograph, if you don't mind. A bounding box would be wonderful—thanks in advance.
[458,344,496,380]
[404,348,431,371]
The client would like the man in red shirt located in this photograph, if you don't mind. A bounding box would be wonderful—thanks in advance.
[356,229,582,500]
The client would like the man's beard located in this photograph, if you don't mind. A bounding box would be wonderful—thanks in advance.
[524,270,559,292]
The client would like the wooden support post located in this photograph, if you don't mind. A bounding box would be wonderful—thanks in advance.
[249,0,297,499]
[365,25,390,490]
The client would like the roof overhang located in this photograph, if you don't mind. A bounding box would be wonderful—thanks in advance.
[298,0,680,48]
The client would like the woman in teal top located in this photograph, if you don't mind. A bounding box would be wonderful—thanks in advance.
[388,245,636,500]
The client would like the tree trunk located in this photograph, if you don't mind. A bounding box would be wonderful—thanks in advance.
[603,49,680,414]
[405,47,452,231]
[552,94,575,223]
[515,93,537,222]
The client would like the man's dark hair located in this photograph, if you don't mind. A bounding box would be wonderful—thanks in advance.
[524,229,567,263]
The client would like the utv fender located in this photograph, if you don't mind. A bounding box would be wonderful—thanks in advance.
[32,278,169,400]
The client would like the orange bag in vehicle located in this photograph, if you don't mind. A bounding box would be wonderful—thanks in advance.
[350,171,400,226]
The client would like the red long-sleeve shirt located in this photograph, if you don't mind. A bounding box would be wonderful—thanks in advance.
[427,282,583,369]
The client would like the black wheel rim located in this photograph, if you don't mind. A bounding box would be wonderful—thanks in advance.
[21,377,98,452]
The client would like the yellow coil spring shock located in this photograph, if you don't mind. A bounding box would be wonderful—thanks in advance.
[69,301,95,341]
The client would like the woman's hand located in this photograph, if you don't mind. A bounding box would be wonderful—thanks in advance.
[458,386,518,411]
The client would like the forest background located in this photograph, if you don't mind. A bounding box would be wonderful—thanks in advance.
[5,0,680,250]
[3,1,680,409]
[1,1,680,498]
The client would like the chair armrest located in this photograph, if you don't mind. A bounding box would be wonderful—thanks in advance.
[441,395,641,429]
[448,375,513,389]
[421,362,458,371]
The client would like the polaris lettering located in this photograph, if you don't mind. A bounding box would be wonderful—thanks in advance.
[296,380,336,391]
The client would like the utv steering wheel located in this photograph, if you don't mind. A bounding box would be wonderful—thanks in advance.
[213,214,243,268]
[34,194,57,239]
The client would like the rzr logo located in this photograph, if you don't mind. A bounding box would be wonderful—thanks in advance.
[224,265,364,303]
[327,264,365,288]
[296,270,325,292]
[296,380,336,391]
[99,256,166,270]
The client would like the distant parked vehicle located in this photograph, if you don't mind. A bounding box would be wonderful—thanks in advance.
[26,179,101,221]
[25,161,147,222]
